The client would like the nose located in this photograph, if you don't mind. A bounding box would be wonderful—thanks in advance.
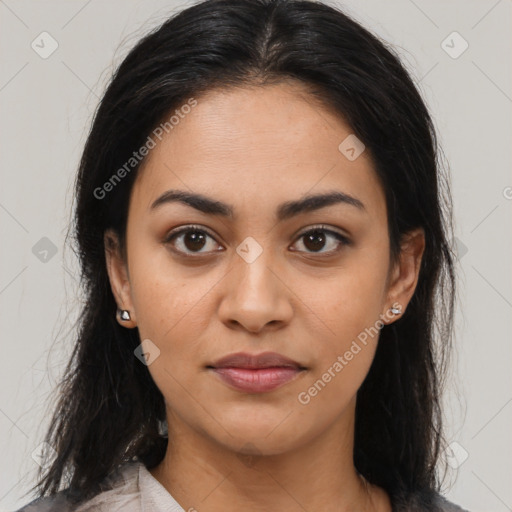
[217,249,294,334]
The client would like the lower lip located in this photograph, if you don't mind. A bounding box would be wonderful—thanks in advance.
[210,367,303,393]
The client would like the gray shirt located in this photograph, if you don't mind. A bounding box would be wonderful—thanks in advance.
[14,460,470,512]
[15,461,184,512]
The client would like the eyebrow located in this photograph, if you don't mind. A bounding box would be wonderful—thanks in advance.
[150,189,366,221]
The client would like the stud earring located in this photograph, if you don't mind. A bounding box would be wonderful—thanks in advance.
[390,305,402,315]
[118,308,131,321]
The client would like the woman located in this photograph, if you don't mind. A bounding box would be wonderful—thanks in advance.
[15,0,469,510]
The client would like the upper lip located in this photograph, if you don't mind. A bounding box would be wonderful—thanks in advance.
[208,351,305,370]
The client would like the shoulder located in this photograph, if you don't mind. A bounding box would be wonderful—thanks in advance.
[392,488,470,512]
[13,461,142,512]
[12,493,73,512]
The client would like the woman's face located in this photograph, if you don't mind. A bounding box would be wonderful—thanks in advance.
[106,81,424,455]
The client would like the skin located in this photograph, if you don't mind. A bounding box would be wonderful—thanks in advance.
[105,81,425,512]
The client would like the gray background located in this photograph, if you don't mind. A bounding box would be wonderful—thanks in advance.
[1,1,511,511]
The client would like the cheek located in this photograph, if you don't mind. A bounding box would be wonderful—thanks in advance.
[129,247,218,342]
[289,255,386,400]
[293,261,387,348]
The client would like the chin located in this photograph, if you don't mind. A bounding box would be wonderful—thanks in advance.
[223,433,300,458]
[202,411,312,457]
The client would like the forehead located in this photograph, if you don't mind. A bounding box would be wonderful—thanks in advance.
[131,82,386,222]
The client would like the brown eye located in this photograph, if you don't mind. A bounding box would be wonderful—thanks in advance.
[303,230,327,252]
[291,226,350,255]
[164,226,222,255]
[181,230,207,252]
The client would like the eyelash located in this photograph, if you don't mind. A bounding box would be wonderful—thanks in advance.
[163,224,351,257]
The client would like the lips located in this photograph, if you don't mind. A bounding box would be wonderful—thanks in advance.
[207,352,306,393]
[210,351,304,370]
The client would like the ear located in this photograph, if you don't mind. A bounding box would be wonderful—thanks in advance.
[104,229,137,328]
[381,227,425,325]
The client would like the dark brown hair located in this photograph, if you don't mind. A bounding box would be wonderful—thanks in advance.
[25,0,457,506]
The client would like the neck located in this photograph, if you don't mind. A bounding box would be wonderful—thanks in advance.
[150,397,391,512]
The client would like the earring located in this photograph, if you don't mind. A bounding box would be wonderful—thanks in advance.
[390,305,402,315]
[118,308,131,321]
